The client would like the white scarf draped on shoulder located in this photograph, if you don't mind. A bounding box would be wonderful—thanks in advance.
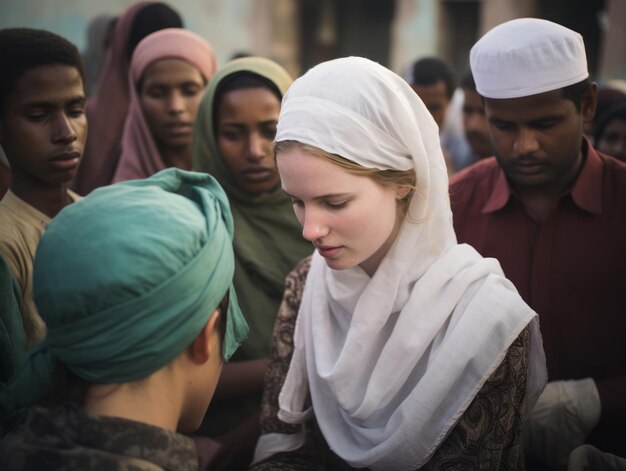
[254,57,546,470]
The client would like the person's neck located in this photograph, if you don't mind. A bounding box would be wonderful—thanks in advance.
[83,370,183,432]
[161,145,192,171]
[514,189,559,223]
[10,172,72,219]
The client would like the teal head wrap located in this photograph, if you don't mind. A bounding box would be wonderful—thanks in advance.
[0,168,248,432]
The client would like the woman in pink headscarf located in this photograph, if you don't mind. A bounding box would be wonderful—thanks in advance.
[73,1,183,195]
[113,29,217,182]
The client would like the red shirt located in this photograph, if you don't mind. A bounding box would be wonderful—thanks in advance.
[450,143,626,456]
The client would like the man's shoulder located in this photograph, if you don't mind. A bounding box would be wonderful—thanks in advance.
[0,202,28,244]
[0,197,44,277]
[598,152,626,180]
[0,192,45,227]
[450,157,500,189]
[591,152,626,209]
[449,158,501,211]
[0,203,42,245]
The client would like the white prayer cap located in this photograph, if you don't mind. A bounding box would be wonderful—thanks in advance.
[470,18,588,99]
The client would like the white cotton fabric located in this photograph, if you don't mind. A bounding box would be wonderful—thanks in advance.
[256,57,547,470]
[470,18,588,99]
[253,432,306,465]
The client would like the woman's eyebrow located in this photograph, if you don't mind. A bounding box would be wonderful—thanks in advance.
[281,188,351,200]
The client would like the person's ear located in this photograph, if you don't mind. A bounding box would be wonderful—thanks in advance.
[395,184,412,200]
[581,82,597,123]
[188,310,220,365]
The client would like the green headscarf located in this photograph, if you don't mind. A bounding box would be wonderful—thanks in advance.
[0,256,27,436]
[192,57,311,360]
[0,168,248,429]
[0,255,26,385]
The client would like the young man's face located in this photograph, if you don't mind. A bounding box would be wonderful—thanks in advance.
[0,64,87,186]
[484,86,595,193]
[411,80,449,128]
[462,88,492,159]
[596,118,626,163]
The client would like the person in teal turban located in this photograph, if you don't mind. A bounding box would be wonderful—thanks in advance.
[0,168,248,470]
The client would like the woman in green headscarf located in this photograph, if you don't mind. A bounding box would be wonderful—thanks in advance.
[192,57,311,465]
[0,168,248,470]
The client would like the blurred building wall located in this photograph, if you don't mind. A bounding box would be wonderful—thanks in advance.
[0,0,622,82]
[390,0,439,74]
[597,0,626,82]
[0,0,259,68]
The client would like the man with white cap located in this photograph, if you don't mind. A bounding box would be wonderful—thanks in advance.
[449,18,626,470]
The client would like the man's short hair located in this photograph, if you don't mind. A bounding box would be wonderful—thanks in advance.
[408,57,456,99]
[0,28,86,117]
[562,78,592,113]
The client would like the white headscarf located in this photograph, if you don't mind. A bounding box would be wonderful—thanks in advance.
[255,57,546,470]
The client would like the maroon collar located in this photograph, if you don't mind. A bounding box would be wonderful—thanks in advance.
[482,139,603,215]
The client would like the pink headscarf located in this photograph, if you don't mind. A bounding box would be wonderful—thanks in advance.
[113,29,217,182]
[73,2,182,195]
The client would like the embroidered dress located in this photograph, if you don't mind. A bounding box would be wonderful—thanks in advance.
[252,257,530,471]
[1,404,199,471]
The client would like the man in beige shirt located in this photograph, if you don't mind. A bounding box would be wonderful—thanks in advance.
[0,28,87,346]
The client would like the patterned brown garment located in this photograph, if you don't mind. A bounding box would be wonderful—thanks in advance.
[251,257,530,471]
[0,403,199,471]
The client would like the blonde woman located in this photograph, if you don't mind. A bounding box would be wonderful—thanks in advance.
[252,57,547,470]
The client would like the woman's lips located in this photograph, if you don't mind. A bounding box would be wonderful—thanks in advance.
[242,167,274,181]
[316,245,343,258]
[165,123,193,137]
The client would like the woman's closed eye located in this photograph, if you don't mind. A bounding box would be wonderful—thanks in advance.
[323,200,349,210]
[26,112,47,123]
